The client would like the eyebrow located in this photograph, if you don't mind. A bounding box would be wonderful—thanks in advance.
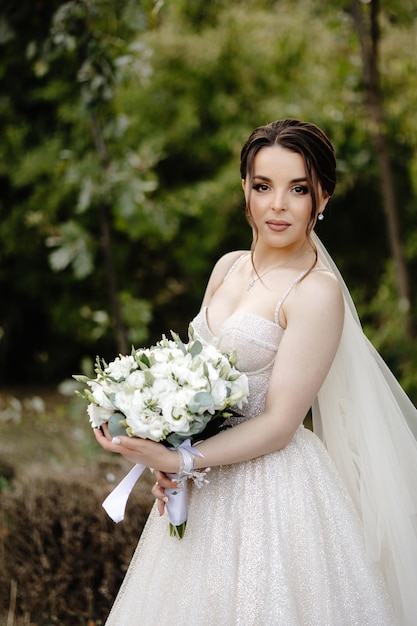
[253,175,308,183]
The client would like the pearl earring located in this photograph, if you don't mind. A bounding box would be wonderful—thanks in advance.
[317,212,324,221]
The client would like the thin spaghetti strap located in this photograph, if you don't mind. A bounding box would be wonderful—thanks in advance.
[274,266,331,325]
[223,253,249,282]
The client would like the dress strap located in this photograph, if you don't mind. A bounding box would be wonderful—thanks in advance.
[223,253,249,282]
[274,266,331,325]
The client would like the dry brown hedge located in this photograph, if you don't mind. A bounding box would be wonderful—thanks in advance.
[0,459,154,626]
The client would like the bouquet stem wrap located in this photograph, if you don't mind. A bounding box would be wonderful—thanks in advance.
[102,440,204,538]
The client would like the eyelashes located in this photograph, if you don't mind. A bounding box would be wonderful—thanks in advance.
[253,183,270,192]
[252,183,309,195]
[292,185,309,195]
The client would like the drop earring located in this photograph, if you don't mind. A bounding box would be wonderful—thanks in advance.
[317,212,324,221]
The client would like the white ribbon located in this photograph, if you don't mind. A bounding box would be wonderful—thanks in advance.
[102,463,146,523]
[101,439,204,527]
[164,476,188,526]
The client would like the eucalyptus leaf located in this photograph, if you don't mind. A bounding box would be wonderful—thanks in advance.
[189,340,203,358]
[165,432,185,447]
[171,330,187,355]
[108,413,128,437]
[188,391,214,413]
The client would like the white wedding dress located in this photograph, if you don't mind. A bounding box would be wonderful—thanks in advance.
[104,267,398,626]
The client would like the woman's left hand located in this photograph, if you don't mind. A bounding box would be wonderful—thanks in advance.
[151,470,178,516]
[94,424,178,474]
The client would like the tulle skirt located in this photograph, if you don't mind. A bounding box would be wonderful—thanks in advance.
[104,426,397,625]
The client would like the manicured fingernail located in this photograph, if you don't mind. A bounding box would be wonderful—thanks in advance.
[163,497,169,503]
[112,437,121,445]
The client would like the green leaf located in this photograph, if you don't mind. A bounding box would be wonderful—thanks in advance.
[138,353,151,368]
[189,340,203,358]
[188,391,214,413]
[144,369,154,386]
[171,330,187,354]
[108,413,128,437]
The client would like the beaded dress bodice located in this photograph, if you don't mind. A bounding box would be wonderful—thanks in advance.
[192,308,283,420]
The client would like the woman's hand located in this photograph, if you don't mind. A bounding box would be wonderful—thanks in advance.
[93,424,179,474]
[151,471,179,516]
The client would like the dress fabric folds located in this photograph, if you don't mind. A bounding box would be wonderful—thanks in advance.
[104,294,397,626]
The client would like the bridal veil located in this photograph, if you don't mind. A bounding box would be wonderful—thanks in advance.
[312,233,417,625]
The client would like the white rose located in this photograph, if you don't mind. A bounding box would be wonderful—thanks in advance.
[139,386,159,410]
[88,381,115,410]
[185,368,208,391]
[105,354,137,381]
[152,346,183,364]
[87,402,113,428]
[151,377,178,401]
[210,378,228,408]
[201,344,224,363]
[126,408,166,441]
[113,388,145,420]
[126,369,146,389]
[150,360,175,382]
[160,388,195,431]
[170,362,196,387]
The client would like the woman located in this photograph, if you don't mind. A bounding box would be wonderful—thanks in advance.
[95,119,417,625]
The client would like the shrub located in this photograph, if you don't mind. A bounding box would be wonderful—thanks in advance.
[0,460,154,625]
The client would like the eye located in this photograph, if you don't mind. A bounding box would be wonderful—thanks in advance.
[253,183,270,192]
[292,185,309,195]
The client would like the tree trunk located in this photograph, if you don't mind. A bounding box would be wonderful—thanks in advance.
[90,112,128,354]
[350,0,413,338]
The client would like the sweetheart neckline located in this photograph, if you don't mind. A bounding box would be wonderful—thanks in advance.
[200,266,331,339]
[201,306,285,339]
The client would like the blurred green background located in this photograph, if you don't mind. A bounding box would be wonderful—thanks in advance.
[1,0,417,397]
[0,0,416,623]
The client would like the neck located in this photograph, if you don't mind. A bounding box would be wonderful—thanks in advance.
[252,243,313,272]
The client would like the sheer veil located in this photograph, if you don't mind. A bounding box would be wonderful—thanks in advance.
[312,233,417,625]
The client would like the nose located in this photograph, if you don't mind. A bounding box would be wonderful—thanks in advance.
[271,188,286,211]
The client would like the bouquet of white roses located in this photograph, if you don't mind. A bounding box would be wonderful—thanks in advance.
[74,326,249,537]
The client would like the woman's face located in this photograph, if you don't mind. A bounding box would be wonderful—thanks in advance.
[243,145,328,252]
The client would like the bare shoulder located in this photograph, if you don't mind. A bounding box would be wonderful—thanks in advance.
[201,250,248,307]
[284,269,344,328]
[208,250,248,285]
[301,269,342,300]
[215,249,248,272]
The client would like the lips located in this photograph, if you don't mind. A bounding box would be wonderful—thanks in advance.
[266,220,290,232]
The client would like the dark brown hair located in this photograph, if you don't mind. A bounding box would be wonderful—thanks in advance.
[240,119,336,266]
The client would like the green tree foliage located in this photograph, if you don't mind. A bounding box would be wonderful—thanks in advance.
[0,0,416,400]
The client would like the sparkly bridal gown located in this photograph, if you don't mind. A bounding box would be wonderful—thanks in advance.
[104,271,397,626]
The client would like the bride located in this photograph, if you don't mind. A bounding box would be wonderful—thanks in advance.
[95,119,417,625]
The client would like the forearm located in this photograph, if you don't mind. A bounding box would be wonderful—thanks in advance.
[192,410,302,470]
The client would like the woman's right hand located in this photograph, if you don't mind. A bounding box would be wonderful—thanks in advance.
[151,471,178,516]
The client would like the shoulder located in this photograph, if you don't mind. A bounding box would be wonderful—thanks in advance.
[200,250,248,308]
[300,268,341,299]
[297,269,343,314]
[282,269,344,329]
[208,250,248,286]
